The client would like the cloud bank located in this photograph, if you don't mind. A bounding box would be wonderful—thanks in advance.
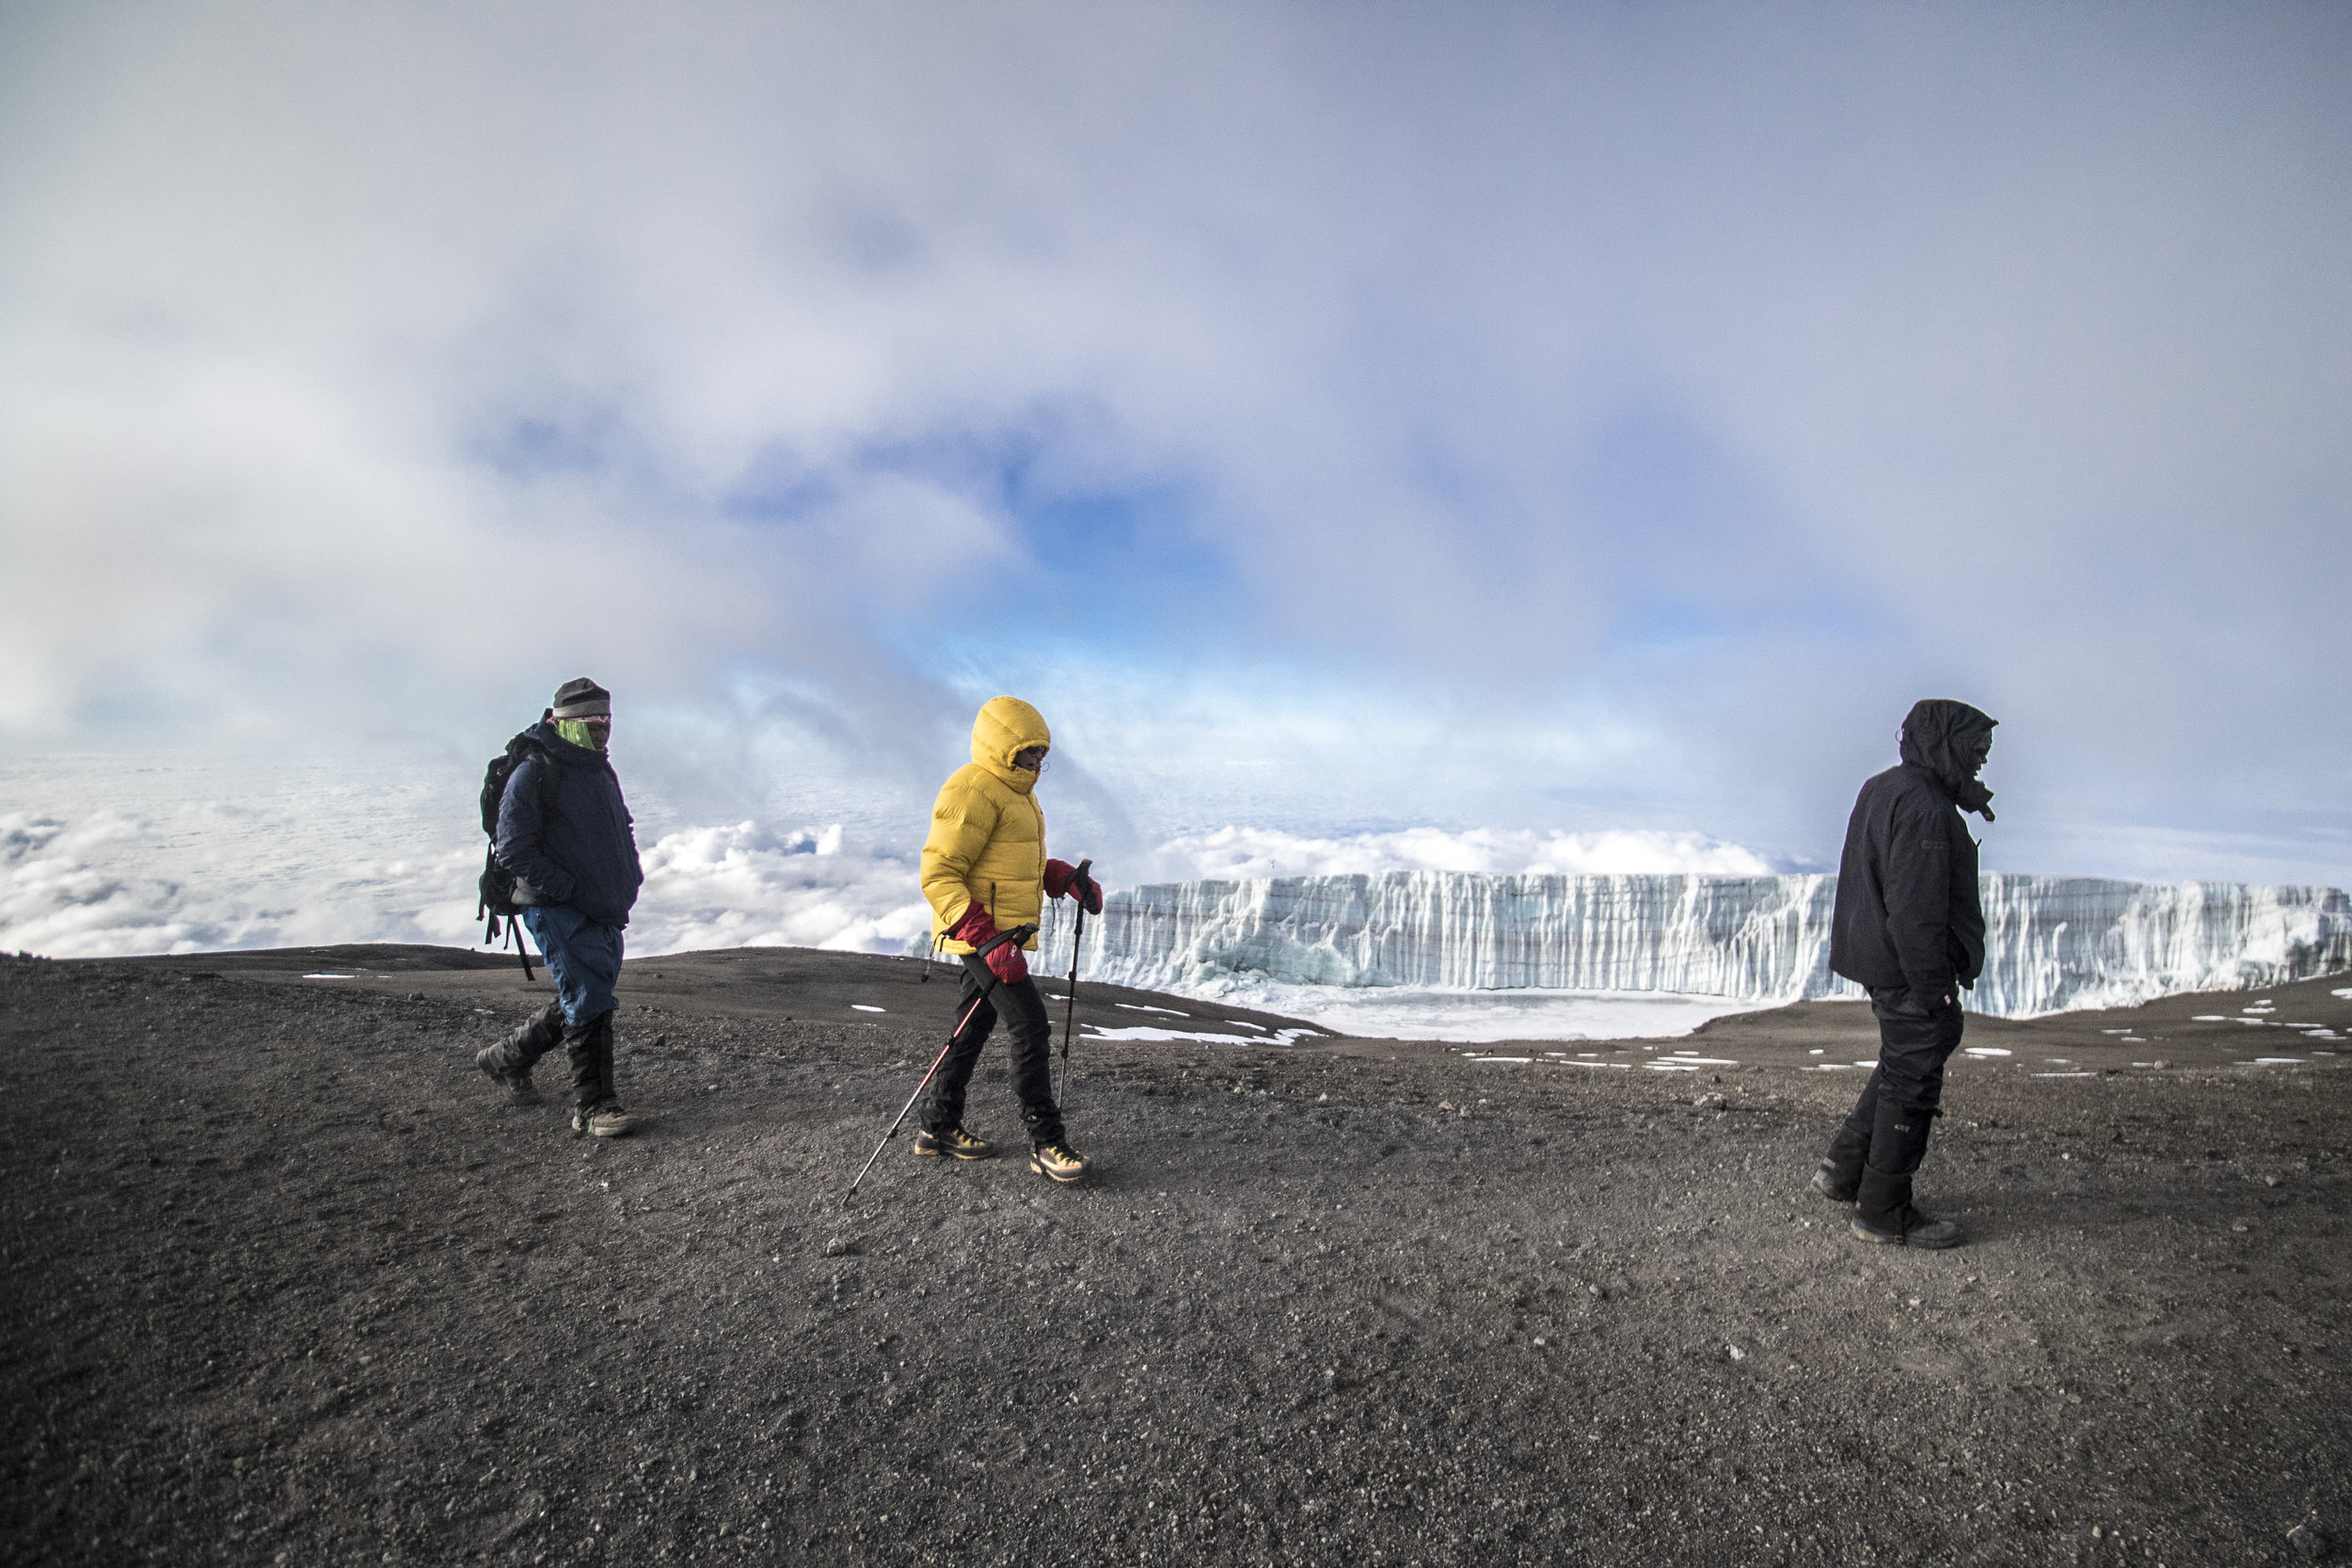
[0,805,925,961]
[0,781,1789,962]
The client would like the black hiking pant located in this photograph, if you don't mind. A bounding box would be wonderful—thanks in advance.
[919,957,1065,1147]
[1824,985,1967,1183]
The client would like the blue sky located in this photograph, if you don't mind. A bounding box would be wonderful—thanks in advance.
[3,0,2349,891]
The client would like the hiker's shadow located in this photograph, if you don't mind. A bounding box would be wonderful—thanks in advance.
[1930,1165,2214,1249]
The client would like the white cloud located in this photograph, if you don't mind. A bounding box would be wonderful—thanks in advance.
[1159,826,1779,881]
[631,821,932,956]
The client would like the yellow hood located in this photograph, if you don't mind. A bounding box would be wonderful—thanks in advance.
[969,696,1051,794]
[921,696,1055,949]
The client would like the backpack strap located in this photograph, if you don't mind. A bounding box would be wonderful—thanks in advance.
[501,734,566,832]
[534,742,564,825]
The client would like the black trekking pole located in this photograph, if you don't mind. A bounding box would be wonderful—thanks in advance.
[1055,860,1091,1105]
[842,922,1038,1208]
[483,907,537,983]
[508,917,538,983]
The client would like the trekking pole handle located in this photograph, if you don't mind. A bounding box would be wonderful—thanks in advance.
[970,923,1038,968]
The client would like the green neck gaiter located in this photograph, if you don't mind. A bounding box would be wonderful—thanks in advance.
[554,719,605,752]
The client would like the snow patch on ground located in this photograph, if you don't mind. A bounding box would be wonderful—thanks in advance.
[1149,976,1762,1042]
[1081,1024,1324,1047]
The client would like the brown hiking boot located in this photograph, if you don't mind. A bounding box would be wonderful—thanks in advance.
[914,1126,993,1160]
[570,1101,634,1138]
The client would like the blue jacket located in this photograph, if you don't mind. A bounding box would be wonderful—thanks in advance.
[494,722,644,929]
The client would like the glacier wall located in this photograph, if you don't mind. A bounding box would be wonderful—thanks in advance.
[1027,872,2352,1020]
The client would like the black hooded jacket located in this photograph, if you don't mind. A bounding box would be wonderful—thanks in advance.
[1828,700,1999,1003]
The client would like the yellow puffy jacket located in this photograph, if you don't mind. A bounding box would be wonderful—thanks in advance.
[921,696,1053,952]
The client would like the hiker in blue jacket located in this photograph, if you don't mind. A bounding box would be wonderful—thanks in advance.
[474,677,645,1136]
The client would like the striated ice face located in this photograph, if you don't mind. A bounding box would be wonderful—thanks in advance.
[1032,872,2352,1020]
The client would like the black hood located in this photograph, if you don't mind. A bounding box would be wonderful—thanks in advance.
[1898,699,1999,820]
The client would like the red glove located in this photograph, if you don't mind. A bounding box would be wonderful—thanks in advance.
[950,899,1028,984]
[1044,857,1103,914]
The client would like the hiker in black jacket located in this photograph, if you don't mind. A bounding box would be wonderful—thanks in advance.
[474,677,645,1136]
[1812,698,2000,1249]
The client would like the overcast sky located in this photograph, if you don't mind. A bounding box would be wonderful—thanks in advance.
[4,0,2348,888]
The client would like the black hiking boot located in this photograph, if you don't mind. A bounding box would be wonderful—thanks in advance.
[563,1010,629,1138]
[474,1042,543,1105]
[589,1009,623,1106]
[1811,1156,1859,1203]
[478,1004,561,1104]
[1030,1141,1089,1183]
[914,1126,993,1160]
[1851,1167,1964,1248]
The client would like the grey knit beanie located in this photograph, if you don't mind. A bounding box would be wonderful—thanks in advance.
[548,677,612,720]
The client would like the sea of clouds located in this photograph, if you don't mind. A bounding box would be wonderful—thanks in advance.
[0,757,1777,963]
[0,803,923,961]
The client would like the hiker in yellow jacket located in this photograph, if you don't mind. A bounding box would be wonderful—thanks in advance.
[915,696,1103,1182]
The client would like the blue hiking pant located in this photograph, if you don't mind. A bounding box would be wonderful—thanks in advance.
[522,905,625,1027]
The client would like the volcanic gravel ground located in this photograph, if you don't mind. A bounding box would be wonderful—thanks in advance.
[3,949,2348,1566]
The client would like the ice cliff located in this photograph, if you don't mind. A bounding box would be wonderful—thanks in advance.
[1029,873,2352,1019]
